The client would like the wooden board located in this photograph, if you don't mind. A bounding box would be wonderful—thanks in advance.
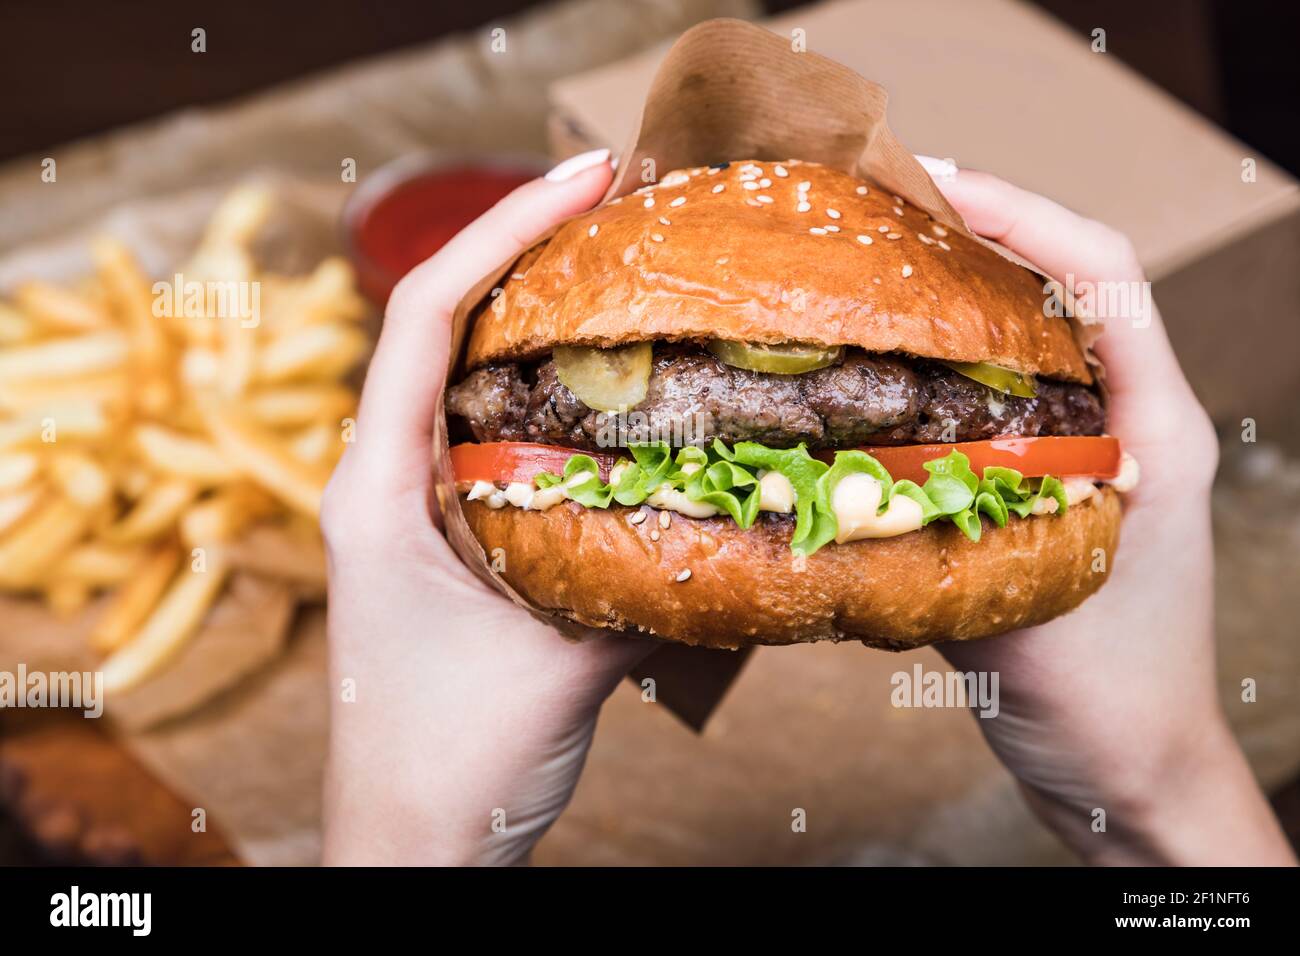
[0,711,238,865]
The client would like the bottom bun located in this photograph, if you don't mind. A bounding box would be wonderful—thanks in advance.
[461,487,1121,650]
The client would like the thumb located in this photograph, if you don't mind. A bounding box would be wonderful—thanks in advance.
[350,150,613,495]
[915,159,1212,489]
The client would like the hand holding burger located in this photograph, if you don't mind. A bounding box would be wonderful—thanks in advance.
[321,149,653,866]
[922,160,1293,866]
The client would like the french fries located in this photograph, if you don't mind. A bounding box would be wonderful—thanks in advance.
[0,496,92,588]
[48,450,113,509]
[0,331,129,382]
[0,184,366,693]
[99,547,232,693]
[246,384,355,428]
[14,281,112,332]
[256,322,368,384]
[195,395,332,518]
[179,483,274,547]
[0,486,44,536]
[0,451,39,491]
[133,423,240,483]
[0,400,113,449]
[0,370,129,414]
[89,541,183,654]
[55,541,148,587]
[103,477,199,543]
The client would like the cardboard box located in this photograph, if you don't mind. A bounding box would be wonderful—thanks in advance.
[550,0,1300,448]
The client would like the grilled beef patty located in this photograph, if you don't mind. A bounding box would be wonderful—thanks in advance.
[446,344,1104,450]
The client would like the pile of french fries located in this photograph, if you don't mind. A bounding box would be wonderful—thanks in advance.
[0,186,368,695]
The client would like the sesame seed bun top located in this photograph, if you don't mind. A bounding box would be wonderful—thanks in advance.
[465,160,1093,384]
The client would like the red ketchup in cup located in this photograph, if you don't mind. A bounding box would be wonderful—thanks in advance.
[344,156,542,305]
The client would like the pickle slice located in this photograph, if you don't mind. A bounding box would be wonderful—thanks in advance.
[553,343,652,412]
[942,360,1037,398]
[707,340,843,375]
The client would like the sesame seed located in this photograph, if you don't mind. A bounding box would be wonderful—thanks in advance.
[644,198,655,209]
[760,178,772,188]
[824,224,840,232]
[892,194,905,205]
[877,225,890,233]
[774,165,789,177]
[855,185,868,195]
[938,240,951,250]
[797,201,811,212]
[712,184,725,193]
[658,510,671,529]
[511,272,525,280]
[610,197,623,205]
[872,276,882,284]
[490,287,503,298]
[932,224,949,237]
[757,195,774,204]
[651,233,664,242]
[809,227,828,235]
[707,167,721,175]
[893,206,904,216]
[629,511,647,525]
[588,224,599,237]
[659,217,671,226]
[797,181,811,192]
[670,197,686,207]
[675,569,692,582]
[856,234,873,245]
[650,529,661,542]
[918,233,934,244]
[887,232,901,240]
[743,181,760,190]
[716,256,729,265]
[902,264,913,277]
[826,208,841,219]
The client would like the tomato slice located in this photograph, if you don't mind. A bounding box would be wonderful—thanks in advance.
[450,436,1122,487]
[450,441,624,486]
[847,436,1122,485]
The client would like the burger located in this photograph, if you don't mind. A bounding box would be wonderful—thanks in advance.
[444,160,1136,650]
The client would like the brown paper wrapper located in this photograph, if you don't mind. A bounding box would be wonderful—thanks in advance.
[433,18,1103,727]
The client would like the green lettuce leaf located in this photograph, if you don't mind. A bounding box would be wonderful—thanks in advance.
[733,442,835,554]
[683,459,760,527]
[889,479,943,525]
[526,439,1074,555]
[535,454,613,507]
[1004,474,1069,519]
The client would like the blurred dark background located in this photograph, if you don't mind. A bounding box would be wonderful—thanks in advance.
[1,0,1298,174]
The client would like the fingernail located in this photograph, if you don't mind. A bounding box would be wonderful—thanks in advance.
[914,154,959,181]
[545,148,612,182]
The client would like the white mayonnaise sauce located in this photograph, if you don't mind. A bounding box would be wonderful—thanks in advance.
[831,473,925,542]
